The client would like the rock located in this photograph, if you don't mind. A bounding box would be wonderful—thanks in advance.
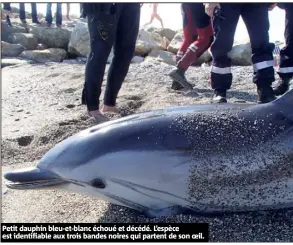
[131,56,145,63]
[228,43,252,66]
[36,43,49,50]
[161,37,170,50]
[29,25,71,49]
[151,32,164,46]
[19,48,67,63]
[135,29,161,56]
[1,20,28,42]
[148,49,176,66]
[193,50,212,66]
[68,22,89,57]
[1,41,25,57]
[9,33,38,50]
[1,58,32,68]
[107,52,144,64]
[167,31,183,54]
[153,28,176,42]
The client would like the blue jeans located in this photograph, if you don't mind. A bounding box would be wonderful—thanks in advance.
[19,3,38,23]
[46,3,62,25]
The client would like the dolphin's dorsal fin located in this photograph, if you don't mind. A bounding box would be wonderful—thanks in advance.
[273,89,293,120]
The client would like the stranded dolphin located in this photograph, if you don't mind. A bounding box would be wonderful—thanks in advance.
[3,89,293,218]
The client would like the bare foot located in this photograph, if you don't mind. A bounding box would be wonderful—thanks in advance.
[101,105,120,114]
[88,110,110,122]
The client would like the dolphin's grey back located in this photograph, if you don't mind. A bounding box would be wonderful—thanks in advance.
[273,89,293,121]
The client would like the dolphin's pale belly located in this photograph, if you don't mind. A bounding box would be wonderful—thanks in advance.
[53,150,194,212]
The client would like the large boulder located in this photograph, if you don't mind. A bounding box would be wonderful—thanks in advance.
[167,31,183,54]
[1,20,28,42]
[135,29,161,56]
[228,43,252,66]
[153,28,176,42]
[1,41,25,57]
[19,48,67,63]
[148,49,176,66]
[9,33,38,50]
[36,43,49,50]
[68,22,89,57]
[29,26,71,49]
[194,50,212,66]
[1,58,32,68]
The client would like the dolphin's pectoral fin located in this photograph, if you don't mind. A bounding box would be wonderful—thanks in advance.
[144,206,191,218]
[3,167,66,190]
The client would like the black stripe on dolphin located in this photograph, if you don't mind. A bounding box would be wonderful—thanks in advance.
[3,89,293,218]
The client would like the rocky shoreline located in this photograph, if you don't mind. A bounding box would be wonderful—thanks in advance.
[2,17,255,68]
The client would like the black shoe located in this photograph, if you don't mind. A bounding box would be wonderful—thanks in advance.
[257,86,277,104]
[6,16,12,27]
[212,90,227,103]
[273,78,290,96]
[169,68,193,90]
[171,81,184,90]
[33,20,41,25]
[20,19,27,24]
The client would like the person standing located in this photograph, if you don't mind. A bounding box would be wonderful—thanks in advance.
[46,3,62,28]
[19,3,40,24]
[205,3,276,104]
[273,3,293,95]
[3,3,12,26]
[66,3,71,21]
[81,3,141,121]
[169,3,214,90]
[145,3,163,28]
[79,3,86,19]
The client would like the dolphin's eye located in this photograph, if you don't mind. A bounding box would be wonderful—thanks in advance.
[90,178,106,189]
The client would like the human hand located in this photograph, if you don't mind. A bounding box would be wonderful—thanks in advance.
[204,3,221,18]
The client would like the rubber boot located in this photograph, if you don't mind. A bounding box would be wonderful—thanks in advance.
[273,78,291,96]
[257,86,277,104]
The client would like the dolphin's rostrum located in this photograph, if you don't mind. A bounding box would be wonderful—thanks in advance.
[3,89,293,218]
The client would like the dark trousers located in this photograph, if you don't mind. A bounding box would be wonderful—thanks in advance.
[82,3,140,111]
[46,3,62,25]
[19,3,38,23]
[278,3,293,79]
[210,3,275,91]
[79,3,86,18]
[3,3,11,11]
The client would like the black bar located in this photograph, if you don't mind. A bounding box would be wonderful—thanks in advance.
[1,223,209,242]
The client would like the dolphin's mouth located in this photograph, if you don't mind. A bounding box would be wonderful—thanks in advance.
[5,179,67,189]
[3,167,67,190]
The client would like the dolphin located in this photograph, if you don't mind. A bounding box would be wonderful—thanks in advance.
[3,89,293,218]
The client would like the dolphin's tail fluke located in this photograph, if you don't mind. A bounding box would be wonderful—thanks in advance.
[3,167,67,190]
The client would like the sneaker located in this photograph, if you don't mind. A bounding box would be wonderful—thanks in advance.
[273,78,290,96]
[20,19,27,24]
[257,86,277,104]
[211,90,227,103]
[169,68,193,90]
